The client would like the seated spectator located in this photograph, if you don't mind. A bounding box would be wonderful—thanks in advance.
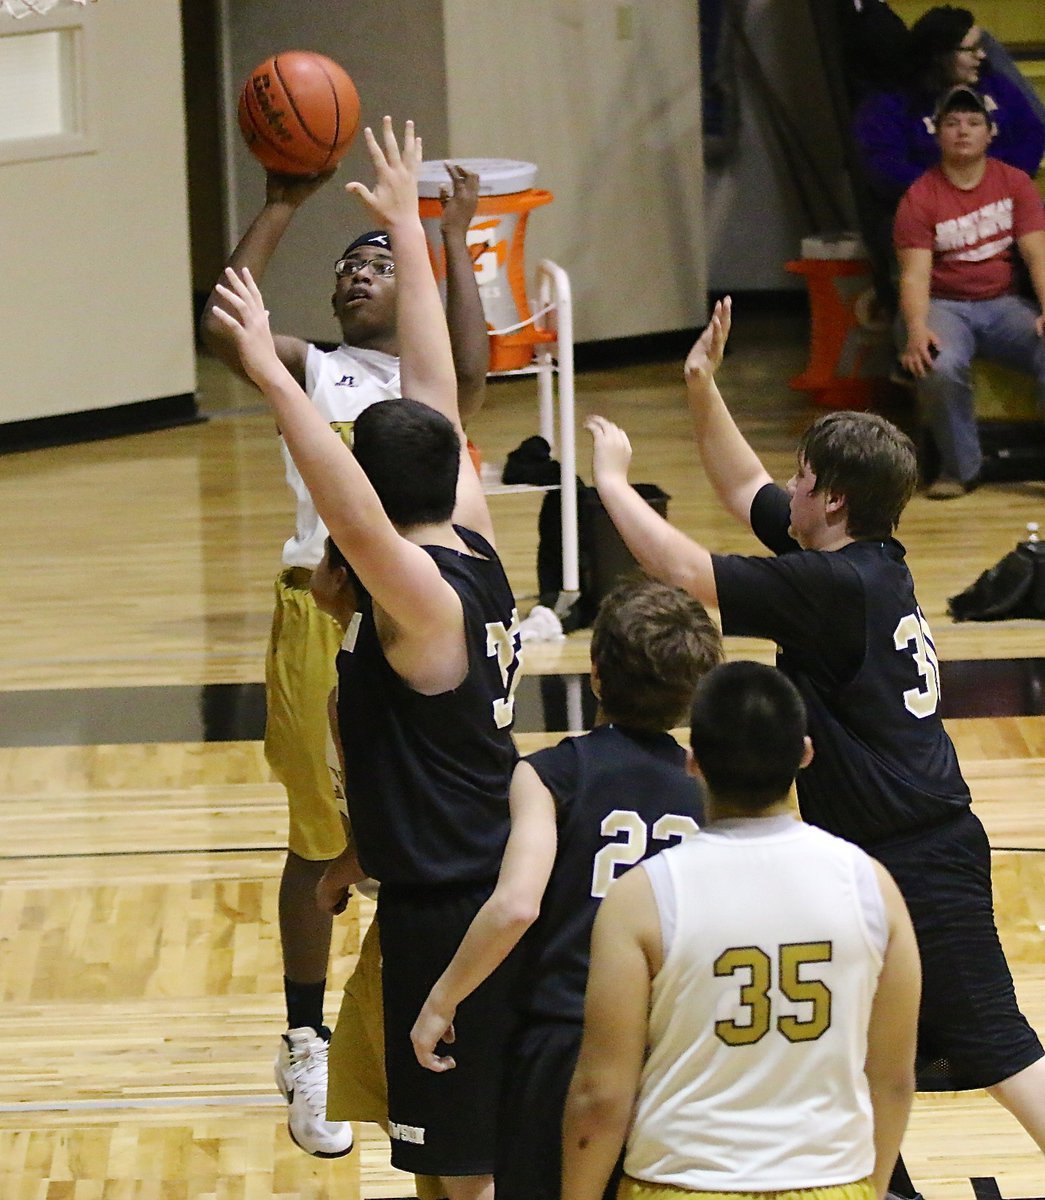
[854,5,1045,209]
[894,84,1045,498]
[851,5,1045,312]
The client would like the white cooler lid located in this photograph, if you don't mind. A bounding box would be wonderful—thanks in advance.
[800,231,867,260]
[417,157,538,198]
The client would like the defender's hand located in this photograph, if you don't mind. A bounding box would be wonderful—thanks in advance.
[211,267,281,385]
[684,296,732,388]
[411,999,458,1073]
[344,116,422,231]
[586,415,633,491]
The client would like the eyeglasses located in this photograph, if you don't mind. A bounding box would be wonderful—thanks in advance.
[956,40,984,55]
[335,256,395,279]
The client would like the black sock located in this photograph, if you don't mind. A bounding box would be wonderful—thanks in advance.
[889,1155,920,1199]
[284,976,327,1035]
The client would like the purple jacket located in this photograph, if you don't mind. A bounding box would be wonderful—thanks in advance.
[853,69,1045,204]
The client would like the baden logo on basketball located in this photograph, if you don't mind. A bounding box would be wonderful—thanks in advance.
[250,74,293,145]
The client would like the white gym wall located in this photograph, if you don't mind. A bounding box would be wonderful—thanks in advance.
[220,1,707,346]
[0,1,194,425]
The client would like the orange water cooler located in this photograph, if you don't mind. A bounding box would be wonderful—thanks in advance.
[418,158,554,372]
[786,234,894,409]
[418,159,580,626]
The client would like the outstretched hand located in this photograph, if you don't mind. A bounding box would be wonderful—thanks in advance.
[586,415,633,491]
[439,163,481,237]
[345,115,422,230]
[684,296,732,388]
[211,266,282,387]
[411,998,458,1073]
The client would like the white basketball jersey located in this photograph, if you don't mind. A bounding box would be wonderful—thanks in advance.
[281,343,401,568]
[625,819,883,1192]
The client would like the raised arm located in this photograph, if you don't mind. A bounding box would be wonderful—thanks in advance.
[346,121,494,543]
[587,416,718,608]
[562,867,658,1200]
[440,164,490,424]
[864,862,920,1200]
[199,170,333,386]
[347,121,456,427]
[210,262,456,639]
[685,298,773,530]
[411,761,557,1072]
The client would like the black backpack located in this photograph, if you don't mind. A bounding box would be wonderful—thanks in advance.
[948,533,1045,621]
[503,435,670,632]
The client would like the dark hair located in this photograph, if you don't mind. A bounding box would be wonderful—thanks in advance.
[590,577,723,733]
[908,5,975,94]
[324,533,362,584]
[351,398,459,527]
[326,534,348,573]
[797,411,917,539]
[689,661,807,810]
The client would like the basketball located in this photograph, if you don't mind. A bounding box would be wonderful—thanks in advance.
[238,51,360,176]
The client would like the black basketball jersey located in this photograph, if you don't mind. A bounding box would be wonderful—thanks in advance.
[336,525,522,885]
[713,484,970,848]
[522,724,705,1022]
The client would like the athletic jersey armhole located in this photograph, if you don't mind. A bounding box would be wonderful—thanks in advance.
[641,853,677,966]
[304,342,322,396]
[851,846,888,961]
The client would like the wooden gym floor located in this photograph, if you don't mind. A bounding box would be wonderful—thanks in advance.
[0,307,1042,1199]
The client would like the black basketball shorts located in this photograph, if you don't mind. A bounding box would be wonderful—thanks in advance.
[874,808,1043,1090]
[497,1018,621,1200]
[377,880,522,1176]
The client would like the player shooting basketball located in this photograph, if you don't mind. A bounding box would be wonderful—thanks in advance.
[199,111,488,1158]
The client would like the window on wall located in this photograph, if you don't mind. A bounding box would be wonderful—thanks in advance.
[0,10,95,163]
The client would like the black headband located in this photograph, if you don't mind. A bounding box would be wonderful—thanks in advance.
[341,230,392,258]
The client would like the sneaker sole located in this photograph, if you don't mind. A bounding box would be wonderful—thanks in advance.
[286,1122,354,1159]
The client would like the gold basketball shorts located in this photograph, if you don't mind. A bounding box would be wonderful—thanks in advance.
[264,566,346,861]
[619,1176,875,1200]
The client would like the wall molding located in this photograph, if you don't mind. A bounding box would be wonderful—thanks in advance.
[1,393,203,455]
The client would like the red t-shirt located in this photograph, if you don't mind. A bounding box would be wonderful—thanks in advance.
[893,158,1045,300]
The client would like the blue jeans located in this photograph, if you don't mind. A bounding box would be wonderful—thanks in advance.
[918,294,1045,483]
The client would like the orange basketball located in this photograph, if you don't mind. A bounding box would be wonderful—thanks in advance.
[238,51,360,176]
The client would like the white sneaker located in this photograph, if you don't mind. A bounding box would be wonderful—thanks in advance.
[274,1027,354,1158]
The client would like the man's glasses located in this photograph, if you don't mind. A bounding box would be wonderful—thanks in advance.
[956,40,985,55]
[335,256,396,278]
